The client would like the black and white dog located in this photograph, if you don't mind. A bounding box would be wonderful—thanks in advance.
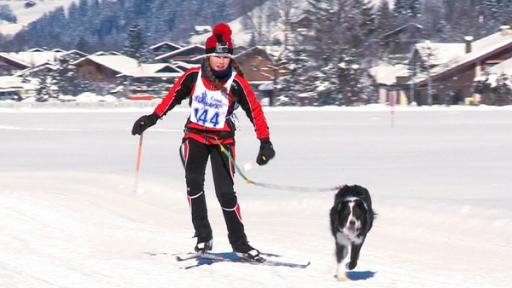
[330,185,375,281]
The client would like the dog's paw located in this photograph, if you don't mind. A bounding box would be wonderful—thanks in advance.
[346,261,357,270]
[335,272,348,281]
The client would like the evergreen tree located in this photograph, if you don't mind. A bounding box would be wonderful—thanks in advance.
[393,0,409,17]
[394,0,421,22]
[36,76,51,102]
[76,36,93,53]
[300,0,378,106]
[478,0,503,34]
[125,24,145,61]
[408,0,422,18]
[375,0,395,35]
[78,0,89,19]
[421,0,444,40]
[441,0,482,40]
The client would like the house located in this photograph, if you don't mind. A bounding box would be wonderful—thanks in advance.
[73,54,183,82]
[17,62,59,78]
[149,41,182,57]
[57,50,88,64]
[155,44,204,64]
[0,75,38,99]
[380,23,424,59]
[233,46,277,102]
[0,53,30,75]
[374,26,512,105]
[290,14,314,32]
[473,56,512,105]
[408,26,512,105]
[234,46,275,83]
[0,49,87,76]
[72,54,183,98]
[368,63,410,105]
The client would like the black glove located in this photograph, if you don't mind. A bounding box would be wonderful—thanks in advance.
[256,138,275,165]
[131,112,158,135]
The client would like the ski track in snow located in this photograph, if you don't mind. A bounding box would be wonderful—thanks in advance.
[1,108,511,288]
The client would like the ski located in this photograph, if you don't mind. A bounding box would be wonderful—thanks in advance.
[178,252,310,269]
[230,256,310,269]
[175,252,201,262]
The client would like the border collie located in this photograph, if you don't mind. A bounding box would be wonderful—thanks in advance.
[330,185,375,281]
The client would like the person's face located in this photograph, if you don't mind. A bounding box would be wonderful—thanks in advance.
[209,55,231,71]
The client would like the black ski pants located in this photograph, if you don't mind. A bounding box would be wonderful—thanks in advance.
[180,138,247,247]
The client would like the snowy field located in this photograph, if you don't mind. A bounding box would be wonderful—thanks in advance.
[1,105,511,288]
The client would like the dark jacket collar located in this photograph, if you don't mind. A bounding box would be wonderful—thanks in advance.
[201,61,232,82]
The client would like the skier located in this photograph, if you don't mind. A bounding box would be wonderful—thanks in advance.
[131,23,275,260]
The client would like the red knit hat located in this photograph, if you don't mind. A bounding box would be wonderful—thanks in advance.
[205,22,234,56]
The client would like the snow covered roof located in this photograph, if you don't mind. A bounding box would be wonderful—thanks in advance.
[485,57,512,75]
[413,27,512,84]
[123,63,183,78]
[60,49,88,57]
[171,61,197,71]
[382,23,423,39]
[72,55,138,74]
[0,75,38,90]
[72,55,182,78]
[234,46,271,59]
[16,62,59,76]
[149,41,182,51]
[414,43,465,66]
[474,56,512,86]
[369,63,410,85]
[0,51,64,67]
[155,44,204,60]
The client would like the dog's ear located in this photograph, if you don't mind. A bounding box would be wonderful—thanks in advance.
[358,186,372,207]
[329,206,339,234]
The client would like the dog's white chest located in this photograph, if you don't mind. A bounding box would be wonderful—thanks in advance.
[336,231,363,245]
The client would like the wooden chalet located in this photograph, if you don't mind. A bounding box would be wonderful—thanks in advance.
[380,23,424,56]
[72,54,183,98]
[234,46,277,102]
[234,46,275,83]
[155,44,204,64]
[0,54,30,76]
[149,41,182,57]
[372,26,512,105]
[473,56,512,105]
[0,48,87,76]
[409,26,512,105]
[290,14,314,32]
[73,54,182,83]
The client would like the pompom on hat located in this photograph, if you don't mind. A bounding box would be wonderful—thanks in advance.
[205,22,234,56]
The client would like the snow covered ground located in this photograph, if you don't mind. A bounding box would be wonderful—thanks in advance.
[1,105,511,287]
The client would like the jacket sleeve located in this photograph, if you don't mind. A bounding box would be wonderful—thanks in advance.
[233,76,270,140]
[154,68,198,117]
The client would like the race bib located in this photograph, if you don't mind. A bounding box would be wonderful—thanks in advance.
[190,89,229,128]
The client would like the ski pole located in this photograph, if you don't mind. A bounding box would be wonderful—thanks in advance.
[134,133,144,195]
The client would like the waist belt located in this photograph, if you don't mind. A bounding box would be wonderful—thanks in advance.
[184,128,234,139]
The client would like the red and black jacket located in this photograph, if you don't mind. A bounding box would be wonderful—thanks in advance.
[154,66,270,144]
